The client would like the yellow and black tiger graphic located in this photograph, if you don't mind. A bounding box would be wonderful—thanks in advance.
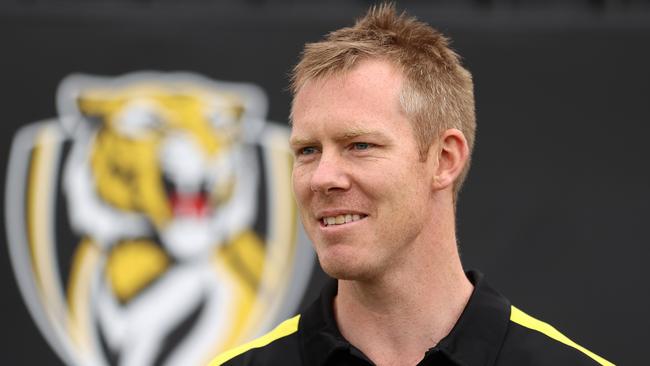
[6,72,311,366]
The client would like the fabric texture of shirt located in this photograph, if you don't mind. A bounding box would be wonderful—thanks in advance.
[209,270,614,366]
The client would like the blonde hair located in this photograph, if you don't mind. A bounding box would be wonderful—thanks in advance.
[291,3,476,198]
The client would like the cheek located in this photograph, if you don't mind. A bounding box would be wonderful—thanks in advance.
[291,168,311,206]
[378,169,427,215]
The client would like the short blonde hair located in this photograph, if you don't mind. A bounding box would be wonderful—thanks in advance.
[291,3,476,198]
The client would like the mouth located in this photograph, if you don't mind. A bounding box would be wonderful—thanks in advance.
[163,174,211,217]
[319,213,368,227]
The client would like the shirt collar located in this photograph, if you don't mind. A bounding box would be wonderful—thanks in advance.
[300,277,351,366]
[299,270,511,366]
[435,270,511,366]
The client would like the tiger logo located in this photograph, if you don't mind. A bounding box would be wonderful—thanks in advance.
[5,72,314,366]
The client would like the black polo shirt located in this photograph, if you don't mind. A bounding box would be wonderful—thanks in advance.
[209,271,613,366]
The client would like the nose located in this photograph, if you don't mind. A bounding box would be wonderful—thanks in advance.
[310,152,350,194]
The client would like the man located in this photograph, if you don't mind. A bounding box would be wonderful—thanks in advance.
[210,4,613,366]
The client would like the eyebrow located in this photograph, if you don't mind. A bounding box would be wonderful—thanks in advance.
[289,136,315,147]
[337,128,378,140]
[289,127,386,147]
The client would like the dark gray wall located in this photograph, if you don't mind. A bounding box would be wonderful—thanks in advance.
[1,2,648,365]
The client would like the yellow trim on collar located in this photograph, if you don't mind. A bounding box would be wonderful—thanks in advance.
[510,306,614,366]
[208,315,301,366]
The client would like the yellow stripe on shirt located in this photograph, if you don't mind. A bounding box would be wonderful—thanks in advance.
[510,306,614,366]
[208,315,301,366]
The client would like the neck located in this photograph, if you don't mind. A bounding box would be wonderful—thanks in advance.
[334,195,473,366]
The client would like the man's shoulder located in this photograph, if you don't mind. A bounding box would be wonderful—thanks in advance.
[208,315,303,366]
[497,305,614,366]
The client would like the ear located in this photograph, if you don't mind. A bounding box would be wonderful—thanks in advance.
[76,94,124,127]
[77,94,112,117]
[432,128,469,191]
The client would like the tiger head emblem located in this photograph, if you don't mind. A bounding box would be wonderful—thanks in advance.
[64,77,260,262]
[2,72,313,365]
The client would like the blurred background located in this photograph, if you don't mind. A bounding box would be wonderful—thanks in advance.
[1,0,649,365]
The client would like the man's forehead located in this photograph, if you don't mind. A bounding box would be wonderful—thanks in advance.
[289,58,410,145]
[291,59,403,109]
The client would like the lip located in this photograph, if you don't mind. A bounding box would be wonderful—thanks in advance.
[314,210,369,230]
[318,216,367,229]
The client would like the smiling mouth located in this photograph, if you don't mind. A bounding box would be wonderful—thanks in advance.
[321,214,367,227]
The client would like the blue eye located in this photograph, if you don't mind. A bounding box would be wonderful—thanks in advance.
[353,142,372,150]
[300,147,318,155]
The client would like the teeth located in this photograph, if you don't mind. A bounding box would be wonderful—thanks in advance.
[322,214,365,226]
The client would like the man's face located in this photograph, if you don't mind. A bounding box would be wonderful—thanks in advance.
[290,59,438,281]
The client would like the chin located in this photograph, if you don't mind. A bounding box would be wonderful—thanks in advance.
[317,252,374,281]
